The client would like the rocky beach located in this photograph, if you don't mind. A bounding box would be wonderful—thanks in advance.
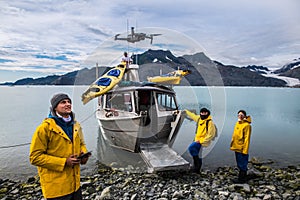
[0,158,299,200]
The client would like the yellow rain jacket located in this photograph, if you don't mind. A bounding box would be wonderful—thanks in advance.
[185,110,217,147]
[29,118,87,198]
[230,116,252,155]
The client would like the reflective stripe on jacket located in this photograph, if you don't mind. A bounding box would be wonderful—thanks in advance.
[230,116,252,155]
[29,118,87,198]
[185,109,216,147]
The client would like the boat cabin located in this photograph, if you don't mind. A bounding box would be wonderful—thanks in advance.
[97,84,180,152]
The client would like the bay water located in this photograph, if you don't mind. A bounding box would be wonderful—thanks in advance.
[0,86,299,180]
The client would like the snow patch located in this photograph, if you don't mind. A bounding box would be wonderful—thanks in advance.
[165,56,172,62]
[263,69,300,87]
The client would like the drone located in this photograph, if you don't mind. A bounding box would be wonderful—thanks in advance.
[114,27,161,44]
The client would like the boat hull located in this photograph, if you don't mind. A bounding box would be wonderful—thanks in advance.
[97,110,175,152]
[98,115,142,152]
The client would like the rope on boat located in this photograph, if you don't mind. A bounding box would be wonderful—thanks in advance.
[0,109,98,149]
[79,109,99,124]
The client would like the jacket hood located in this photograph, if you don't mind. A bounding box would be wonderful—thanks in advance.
[205,115,212,121]
[243,116,251,124]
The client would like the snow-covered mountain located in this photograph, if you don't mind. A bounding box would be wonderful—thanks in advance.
[273,58,300,74]
[263,73,300,87]
[243,65,270,74]
[1,50,299,87]
[249,58,300,87]
[234,58,300,87]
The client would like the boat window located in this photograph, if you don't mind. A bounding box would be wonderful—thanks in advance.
[106,93,133,112]
[156,93,177,111]
[123,93,133,112]
[98,95,104,108]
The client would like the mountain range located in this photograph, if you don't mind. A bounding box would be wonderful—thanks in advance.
[1,50,299,87]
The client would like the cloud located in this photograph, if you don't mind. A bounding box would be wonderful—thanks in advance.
[0,0,300,82]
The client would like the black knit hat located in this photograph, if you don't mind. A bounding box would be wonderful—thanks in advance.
[51,93,71,111]
[200,107,210,115]
[238,110,247,116]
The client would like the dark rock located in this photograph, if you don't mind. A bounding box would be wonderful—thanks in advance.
[27,177,35,183]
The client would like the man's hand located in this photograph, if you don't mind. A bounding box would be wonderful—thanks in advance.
[181,110,187,117]
[78,151,91,165]
[65,155,80,167]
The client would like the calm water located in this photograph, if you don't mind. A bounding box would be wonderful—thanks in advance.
[0,86,299,180]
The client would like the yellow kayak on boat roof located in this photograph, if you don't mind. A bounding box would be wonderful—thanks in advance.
[147,69,190,85]
[81,64,126,105]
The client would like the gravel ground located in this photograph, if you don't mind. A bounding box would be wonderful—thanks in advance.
[1,160,299,200]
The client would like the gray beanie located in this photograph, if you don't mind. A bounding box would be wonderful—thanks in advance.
[51,93,71,111]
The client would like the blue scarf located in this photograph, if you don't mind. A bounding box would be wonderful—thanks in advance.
[48,112,74,141]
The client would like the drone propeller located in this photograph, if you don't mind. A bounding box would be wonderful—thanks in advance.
[149,34,162,44]
[150,34,162,36]
[114,34,120,40]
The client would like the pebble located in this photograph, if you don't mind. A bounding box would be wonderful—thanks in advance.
[0,160,299,200]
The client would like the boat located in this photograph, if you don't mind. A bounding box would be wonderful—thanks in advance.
[82,62,190,172]
[147,69,190,85]
[82,28,190,172]
[94,64,189,172]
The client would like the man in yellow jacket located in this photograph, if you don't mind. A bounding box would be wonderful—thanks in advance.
[230,110,252,183]
[30,93,90,199]
[184,108,217,174]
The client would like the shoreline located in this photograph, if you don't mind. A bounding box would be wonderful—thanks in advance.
[1,161,299,199]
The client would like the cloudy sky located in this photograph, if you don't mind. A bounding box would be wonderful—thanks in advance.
[0,0,299,83]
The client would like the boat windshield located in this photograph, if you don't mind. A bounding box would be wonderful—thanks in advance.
[156,92,177,111]
[105,92,133,112]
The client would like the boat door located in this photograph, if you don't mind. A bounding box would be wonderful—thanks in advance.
[154,91,178,139]
[137,89,178,141]
[137,90,154,127]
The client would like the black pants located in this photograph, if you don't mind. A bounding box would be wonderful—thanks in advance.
[47,188,82,200]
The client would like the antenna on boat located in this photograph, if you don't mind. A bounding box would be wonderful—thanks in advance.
[126,19,130,53]
[134,20,137,64]
[96,62,99,79]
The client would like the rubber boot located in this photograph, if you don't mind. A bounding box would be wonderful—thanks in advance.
[192,156,201,174]
[233,170,247,183]
[239,170,247,183]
